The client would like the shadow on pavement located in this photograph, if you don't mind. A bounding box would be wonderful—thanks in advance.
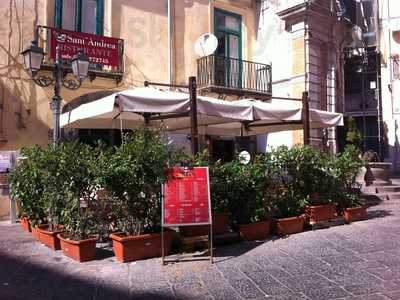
[367,209,393,220]
[0,251,175,300]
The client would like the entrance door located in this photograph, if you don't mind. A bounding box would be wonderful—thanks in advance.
[214,9,242,88]
[212,139,234,162]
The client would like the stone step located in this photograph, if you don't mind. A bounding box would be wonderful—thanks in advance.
[376,186,400,193]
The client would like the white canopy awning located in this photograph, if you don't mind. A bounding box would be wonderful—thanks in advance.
[60,87,343,136]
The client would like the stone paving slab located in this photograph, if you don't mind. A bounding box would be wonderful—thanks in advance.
[3,198,400,299]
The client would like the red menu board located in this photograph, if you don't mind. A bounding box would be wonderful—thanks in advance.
[162,167,211,226]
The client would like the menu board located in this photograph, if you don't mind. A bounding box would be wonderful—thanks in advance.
[162,167,211,226]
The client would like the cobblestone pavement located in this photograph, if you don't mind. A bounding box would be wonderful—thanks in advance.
[2,198,400,300]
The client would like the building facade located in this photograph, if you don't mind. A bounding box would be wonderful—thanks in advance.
[0,0,348,157]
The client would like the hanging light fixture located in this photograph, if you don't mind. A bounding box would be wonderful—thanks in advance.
[20,41,45,75]
[71,50,90,81]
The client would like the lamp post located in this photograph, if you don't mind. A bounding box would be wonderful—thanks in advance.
[21,40,90,144]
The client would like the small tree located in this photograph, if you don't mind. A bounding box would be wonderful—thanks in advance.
[99,128,169,236]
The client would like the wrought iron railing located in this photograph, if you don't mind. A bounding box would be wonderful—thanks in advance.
[197,54,272,96]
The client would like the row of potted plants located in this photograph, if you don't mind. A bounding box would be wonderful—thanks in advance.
[201,144,368,241]
[12,129,367,263]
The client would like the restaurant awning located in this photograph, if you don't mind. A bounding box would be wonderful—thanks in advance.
[60,86,343,137]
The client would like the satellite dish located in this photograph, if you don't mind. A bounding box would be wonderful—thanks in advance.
[194,33,218,57]
[238,151,251,165]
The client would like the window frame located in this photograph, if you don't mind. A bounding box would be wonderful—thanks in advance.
[55,0,104,35]
[214,8,242,60]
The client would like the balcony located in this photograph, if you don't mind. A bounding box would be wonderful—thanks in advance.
[36,26,124,84]
[197,55,272,99]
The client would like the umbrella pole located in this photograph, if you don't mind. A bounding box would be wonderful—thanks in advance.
[302,91,310,145]
[189,76,199,155]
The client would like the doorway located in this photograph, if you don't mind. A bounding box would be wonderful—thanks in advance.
[214,8,242,88]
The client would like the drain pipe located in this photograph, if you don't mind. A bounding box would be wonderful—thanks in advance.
[168,0,174,85]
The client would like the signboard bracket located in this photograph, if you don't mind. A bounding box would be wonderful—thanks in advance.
[161,226,213,265]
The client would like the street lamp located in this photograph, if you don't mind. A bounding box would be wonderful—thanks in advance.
[71,50,90,81]
[21,41,90,144]
[21,41,44,76]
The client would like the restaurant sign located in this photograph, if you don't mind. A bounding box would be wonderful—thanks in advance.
[50,28,122,68]
[162,167,211,226]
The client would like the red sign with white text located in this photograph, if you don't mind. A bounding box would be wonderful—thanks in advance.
[50,28,122,67]
[162,167,211,226]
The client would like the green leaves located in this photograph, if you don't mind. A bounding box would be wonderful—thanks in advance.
[98,128,169,235]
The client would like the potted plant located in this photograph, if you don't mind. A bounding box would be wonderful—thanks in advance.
[219,158,271,241]
[260,149,306,236]
[56,143,100,262]
[36,144,68,250]
[339,193,367,223]
[106,129,173,262]
[275,192,306,236]
[333,146,367,223]
[304,193,337,224]
[10,146,47,236]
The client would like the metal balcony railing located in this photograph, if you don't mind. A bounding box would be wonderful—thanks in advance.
[197,54,272,98]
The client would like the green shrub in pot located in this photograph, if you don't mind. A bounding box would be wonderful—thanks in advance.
[10,145,47,226]
[100,128,169,236]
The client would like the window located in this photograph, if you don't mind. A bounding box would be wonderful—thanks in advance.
[214,8,242,88]
[55,0,104,35]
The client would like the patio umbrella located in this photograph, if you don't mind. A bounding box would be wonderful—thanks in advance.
[61,86,343,136]
[60,87,254,131]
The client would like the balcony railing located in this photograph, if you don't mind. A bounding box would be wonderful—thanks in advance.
[36,26,124,83]
[197,55,272,99]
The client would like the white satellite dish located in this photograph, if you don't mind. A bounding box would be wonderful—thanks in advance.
[194,33,218,57]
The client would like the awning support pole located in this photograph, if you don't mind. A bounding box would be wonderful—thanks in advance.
[189,76,199,155]
[302,91,310,145]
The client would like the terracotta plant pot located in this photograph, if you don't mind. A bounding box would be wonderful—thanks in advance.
[276,215,305,236]
[212,213,229,235]
[58,234,98,262]
[110,230,173,263]
[37,225,64,250]
[20,217,31,232]
[179,213,229,237]
[179,225,209,237]
[31,224,43,240]
[306,203,337,223]
[239,220,271,241]
[344,206,367,223]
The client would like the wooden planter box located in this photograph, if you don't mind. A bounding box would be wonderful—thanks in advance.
[20,217,31,232]
[110,230,173,263]
[276,215,305,236]
[239,220,270,241]
[306,203,337,223]
[38,225,64,250]
[344,206,367,223]
[58,234,98,262]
